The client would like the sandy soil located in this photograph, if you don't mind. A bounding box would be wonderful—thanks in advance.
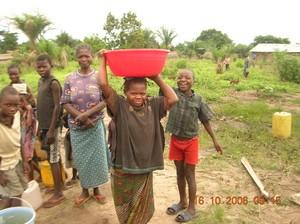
[34,92,300,224]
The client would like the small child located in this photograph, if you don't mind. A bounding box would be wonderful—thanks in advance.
[165,69,223,223]
[7,64,38,181]
[0,86,29,207]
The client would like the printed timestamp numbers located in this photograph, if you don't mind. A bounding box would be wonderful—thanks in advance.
[195,195,281,206]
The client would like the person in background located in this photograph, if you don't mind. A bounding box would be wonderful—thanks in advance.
[164,69,223,223]
[99,50,178,224]
[36,54,65,208]
[243,56,250,78]
[61,44,109,207]
[0,86,29,208]
[223,56,230,70]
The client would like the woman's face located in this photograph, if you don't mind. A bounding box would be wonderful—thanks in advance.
[125,82,147,108]
[8,67,20,83]
[76,48,93,70]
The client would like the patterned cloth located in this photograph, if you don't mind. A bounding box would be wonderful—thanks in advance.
[61,70,104,129]
[21,107,37,162]
[111,169,154,224]
[166,88,213,138]
[70,120,109,188]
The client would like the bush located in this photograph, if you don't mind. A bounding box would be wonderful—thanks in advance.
[275,53,300,83]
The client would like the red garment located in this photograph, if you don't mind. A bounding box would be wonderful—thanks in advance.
[169,135,199,165]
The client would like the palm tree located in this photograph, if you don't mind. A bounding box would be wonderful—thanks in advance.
[11,13,51,52]
[157,27,177,49]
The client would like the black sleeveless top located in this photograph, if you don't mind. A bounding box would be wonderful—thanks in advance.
[37,75,62,129]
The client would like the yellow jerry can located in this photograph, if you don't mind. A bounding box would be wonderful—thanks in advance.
[272,112,292,138]
[39,160,66,187]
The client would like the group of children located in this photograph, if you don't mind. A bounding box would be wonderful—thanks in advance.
[0,44,223,223]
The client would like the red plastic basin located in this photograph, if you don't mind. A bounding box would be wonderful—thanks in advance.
[104,49,169,77]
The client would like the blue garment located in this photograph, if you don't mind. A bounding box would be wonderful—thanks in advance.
[70,120,109,188]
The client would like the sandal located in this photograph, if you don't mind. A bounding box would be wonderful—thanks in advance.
[175,211,196,223]
[166,203,186,215]
[43,195,65,208]
[74,195,91,207]
[92,194,106,204]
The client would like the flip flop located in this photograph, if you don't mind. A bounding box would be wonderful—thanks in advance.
[175,211,196,223]
[166,203,186,215]
[92,194,106,204]
[74,195,91,207]
[43,195,65,208]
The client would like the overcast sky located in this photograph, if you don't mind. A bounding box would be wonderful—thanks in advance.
[1,0,299,45]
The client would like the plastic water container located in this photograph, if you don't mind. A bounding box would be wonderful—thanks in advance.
[0,197,36,224]
[104,49,169,77]
[272,112,292,138]
[22,180,43,210]
[39,160,66,187]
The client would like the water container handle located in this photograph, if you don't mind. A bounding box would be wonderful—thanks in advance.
[10,196,33,209]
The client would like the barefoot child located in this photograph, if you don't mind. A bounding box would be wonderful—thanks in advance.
[35,54,65,208]
[165,69,223,223]
[99,51,178,224]
[0,86,29,207]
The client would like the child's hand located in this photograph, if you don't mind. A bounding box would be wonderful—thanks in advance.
[75,112,89,124]
[23,161,31,175]
[214,141,223,155]
[147,74,161,81]
[46,130,55,144]
[81,118,95,129]
[97,49,107,59]
[0,172,9,186]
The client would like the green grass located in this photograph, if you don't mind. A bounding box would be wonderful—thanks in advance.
[199,101,300,172]
[192,206,229,224]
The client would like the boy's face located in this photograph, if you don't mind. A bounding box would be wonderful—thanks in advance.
[35,60,51,78]
[177,72,194,92]
[77,49,93,70]
[0,94,20,117]
[125,82,147,108]
[8,68,20,83]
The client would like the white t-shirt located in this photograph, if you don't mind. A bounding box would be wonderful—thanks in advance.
[0,112,21,170]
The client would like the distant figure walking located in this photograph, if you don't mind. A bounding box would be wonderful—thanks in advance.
[243,56,250,78]
[223,56,230,70]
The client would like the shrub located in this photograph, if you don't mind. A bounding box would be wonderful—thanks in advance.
[275,53,300,83]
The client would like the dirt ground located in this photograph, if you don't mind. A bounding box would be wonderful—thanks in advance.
[35,151,300,224]
[34,91,300,224]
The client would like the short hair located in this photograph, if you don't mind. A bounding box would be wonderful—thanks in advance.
[177,69,195,80]
[75,44,92,57]
[0,86,19,102]
[123,78,147,93]
[7,64,21,73]
[36,54,53,67]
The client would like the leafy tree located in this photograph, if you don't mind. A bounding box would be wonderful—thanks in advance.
[0,31,18,53]
[11,13,51,52]
[56,32,79,47]
[252,35,290,46]
[232,44,251,58]
[157,27,177,49]
[103,12,157,49]
[196,29,232,49]
[103,12,120,49]
[83,34,106,53]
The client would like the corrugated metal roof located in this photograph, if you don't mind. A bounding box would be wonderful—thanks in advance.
[250,44,300,53]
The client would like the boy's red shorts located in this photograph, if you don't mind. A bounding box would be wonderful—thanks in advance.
[169,135,199,165]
